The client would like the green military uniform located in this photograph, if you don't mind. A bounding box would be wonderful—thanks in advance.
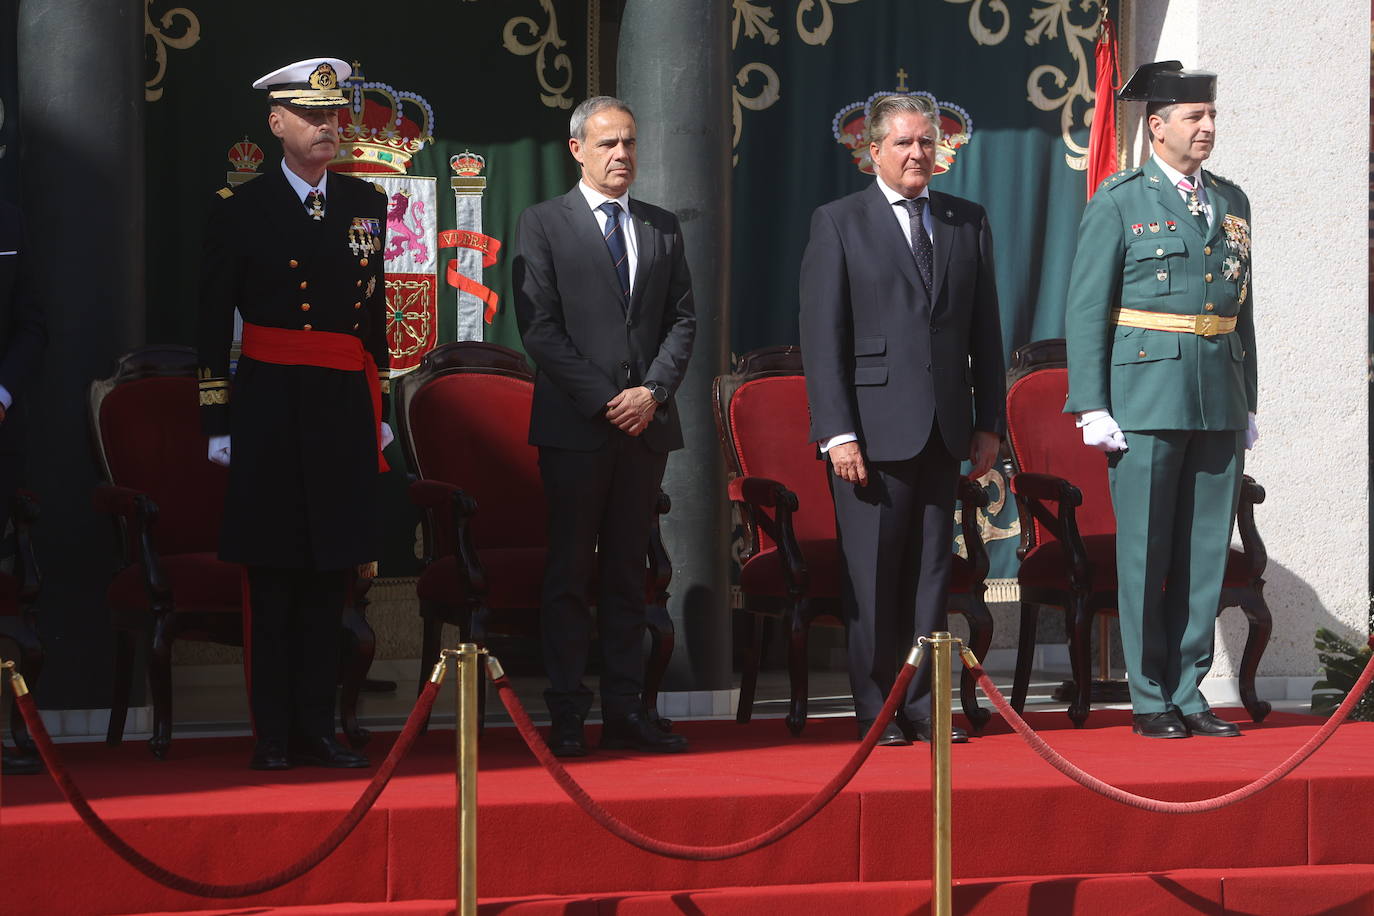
[1063,155,1257,716]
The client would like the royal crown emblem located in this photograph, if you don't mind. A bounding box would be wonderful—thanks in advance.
[227,137,264,173]
[450,150,485,177]
[333,62,435,174]
[831,69,973,176]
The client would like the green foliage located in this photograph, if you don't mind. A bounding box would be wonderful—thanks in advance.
[1311,627,1374,721]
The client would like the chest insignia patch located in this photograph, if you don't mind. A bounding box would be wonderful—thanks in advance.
[1148,222,1160,233]
[1131,223,1143,236]
[1166,220,1177,231]
[1156,268,1169,283]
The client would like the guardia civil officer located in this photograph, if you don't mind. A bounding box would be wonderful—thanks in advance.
[197,58,392,770]
[1064,62,1257,739]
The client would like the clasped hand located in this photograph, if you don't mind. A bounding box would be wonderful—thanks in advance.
[605,386,657,436]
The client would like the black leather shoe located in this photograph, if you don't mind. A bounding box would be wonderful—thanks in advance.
[290,736,370,768]
[600,710,689,753]
[858,719,912,746]
[1181,710,1241,737]
[548,715,588,758]
[249,739,291,771]
[2,748,42,775]
[1132,711,1190,739]
[906,718,969,744]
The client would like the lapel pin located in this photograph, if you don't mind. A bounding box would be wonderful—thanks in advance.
[945,210,953,218]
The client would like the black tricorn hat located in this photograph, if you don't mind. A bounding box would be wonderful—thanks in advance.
[1117,60,1217,103]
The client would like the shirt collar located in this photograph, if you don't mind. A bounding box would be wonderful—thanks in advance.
[578,180,630,215]
[281,158,328,204]
[1152,155,1203,193]
[875,174,930,207]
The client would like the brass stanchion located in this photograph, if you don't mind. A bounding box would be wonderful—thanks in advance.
[925,632,954,916]
[436,644,484,916]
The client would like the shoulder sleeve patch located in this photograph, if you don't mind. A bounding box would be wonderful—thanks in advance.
[216,187,234,199]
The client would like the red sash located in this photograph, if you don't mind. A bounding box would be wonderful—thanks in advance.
[241,322,389,471]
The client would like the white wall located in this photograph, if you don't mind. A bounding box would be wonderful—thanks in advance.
[1127,0,1369,680]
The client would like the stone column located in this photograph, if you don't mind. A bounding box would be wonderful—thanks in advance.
[17,0,145,712]
[617,0,734,709]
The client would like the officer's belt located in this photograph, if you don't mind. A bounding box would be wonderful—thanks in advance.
[1111,307,1236,337]
[241,322,388,472]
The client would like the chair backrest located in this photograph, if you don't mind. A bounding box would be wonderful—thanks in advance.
[396,342,547,549]
[715,347,835,557]
[1004,340,1116,549]
[89,346,228,557]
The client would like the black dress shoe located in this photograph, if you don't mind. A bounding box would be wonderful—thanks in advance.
[548,715,588,758]
[600,710,689,753]
[1181,710,1241,737]
[249,739,291,771]
[2,748,42,775]
[906,718,969,744]
[857,719,911,746]
[1132,711,1190,739]
[290,736,370,768]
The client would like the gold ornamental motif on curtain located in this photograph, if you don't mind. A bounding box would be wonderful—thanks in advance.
[144,1,201,102]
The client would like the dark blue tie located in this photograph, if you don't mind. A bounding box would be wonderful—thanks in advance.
[599,201,631,301]
[900,197,932,291]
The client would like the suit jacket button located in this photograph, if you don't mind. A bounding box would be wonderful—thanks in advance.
[354,301,362,309]
[1138,349,1147,358]
[1155,247,1164,256]
[356,279,363,287]
[1205,273,1213,283]
[300,303,311,312]
[303,324,313,331]
[360,257,369,267]
[1204,246,1212,255]
[1205,303,1215,311]
[299,280,308,290]
[353,323,360,330]
[289,259,299,268]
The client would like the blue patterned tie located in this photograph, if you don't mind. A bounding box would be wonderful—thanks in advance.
[598,201,631,301]
[900,197,933,291]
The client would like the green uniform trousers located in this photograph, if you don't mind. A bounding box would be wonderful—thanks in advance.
[1108,429,1244,715]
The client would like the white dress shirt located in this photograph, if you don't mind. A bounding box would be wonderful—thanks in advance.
[820,176,934,454]
[1152,155,1214,227]
[281,157,328,206]
[578,181,638,296]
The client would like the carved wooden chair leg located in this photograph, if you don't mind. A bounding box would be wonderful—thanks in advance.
[959,599,994,733]
[736,613,763,724]
[1011,601,1041,714]
[1233,585,1274,724]
[147,615,175,759]
[106,627,137,746]
[644,602,675,730]
[5,627,41,753]
[785,600,810,737]
[339,606,375,749]
[1067,600,1096,728]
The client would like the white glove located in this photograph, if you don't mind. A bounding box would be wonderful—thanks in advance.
[1078,410,1128,452]
[207,435,231,467]
[1244,412,1258,450]
[379,421,395,450]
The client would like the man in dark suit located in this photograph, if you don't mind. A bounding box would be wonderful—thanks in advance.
[198,58,390,771]
[513,95,695,757]
[0,199,47,776]
[800,94,1004,746]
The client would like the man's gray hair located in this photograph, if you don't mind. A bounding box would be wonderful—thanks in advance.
[570,96,636,140]
[866,94,940,146]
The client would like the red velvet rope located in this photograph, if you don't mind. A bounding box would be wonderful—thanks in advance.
[492,662,917,860]
[13,680,440,897]
[969,650,1374,814]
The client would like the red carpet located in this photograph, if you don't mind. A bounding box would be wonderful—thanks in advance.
[3,709,1374,915]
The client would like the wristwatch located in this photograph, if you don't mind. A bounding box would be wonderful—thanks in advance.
[644,380,669,404]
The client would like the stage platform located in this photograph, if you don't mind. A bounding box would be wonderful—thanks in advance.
[4,708,1374,915]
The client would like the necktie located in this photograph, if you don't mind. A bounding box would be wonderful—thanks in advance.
[900,197,933,291]
[598,201,631,300]
[1178,176,1207,232]
[306,189,325,221]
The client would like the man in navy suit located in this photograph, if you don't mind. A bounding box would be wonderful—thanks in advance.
[800,94,1005,746]
[513,96,695,757]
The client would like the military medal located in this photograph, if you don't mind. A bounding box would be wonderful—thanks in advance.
[348,217,382,256]
[1166,220,1177,231]
[1132,223,1143,236]
[1186,194,1205,217]
[1222,256,1241,281]
[306,189,325,221]
[1148,222,1160,233]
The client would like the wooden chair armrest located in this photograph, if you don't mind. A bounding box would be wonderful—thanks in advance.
[1010,472,1082,507]
[408,478,484,593]
[727,475,799,511]
[1010,471,1091,590]
[92,484,149,521]
[10,490,40,603]
[727,475,808,596]
[92,486,170,601]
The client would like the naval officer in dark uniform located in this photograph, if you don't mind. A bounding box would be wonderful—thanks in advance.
[197,58,391,770]
[1064,62,1257,739]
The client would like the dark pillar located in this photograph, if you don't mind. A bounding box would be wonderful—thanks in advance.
[18,1,145,708]
[618,1,732,693]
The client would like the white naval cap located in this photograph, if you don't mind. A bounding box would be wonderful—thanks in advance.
[252,58,351,108]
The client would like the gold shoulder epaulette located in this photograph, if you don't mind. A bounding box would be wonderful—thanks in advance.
[373,182,386,195]
[216,187,234,199]
[1098,167,1141,192]
[1205,170,1240,189]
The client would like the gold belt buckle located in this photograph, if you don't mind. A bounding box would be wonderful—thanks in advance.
[1194,314,1219,336]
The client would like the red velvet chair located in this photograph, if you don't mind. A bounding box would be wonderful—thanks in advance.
[394,341,675,722]
[90,345,375,758]
[0,491,41,756]
[1005,338,1272,727]
[714,346,994,736]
